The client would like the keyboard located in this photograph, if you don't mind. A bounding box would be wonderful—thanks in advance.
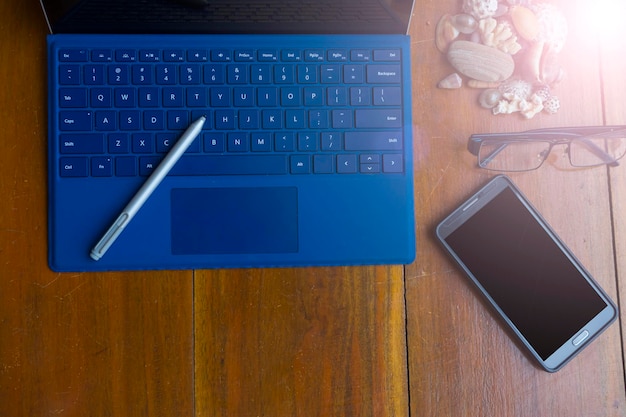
[51,35,408,179]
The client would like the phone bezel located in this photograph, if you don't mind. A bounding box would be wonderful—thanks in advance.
[435,175,617,372]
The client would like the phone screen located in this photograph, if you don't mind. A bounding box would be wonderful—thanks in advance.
[437,176,616,371]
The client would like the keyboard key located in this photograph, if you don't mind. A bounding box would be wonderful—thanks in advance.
[351,49,371,61]
[115,156,137,176]
[91,88,112,107]
[163,50,185,62]
[344,65,364,84]
[374,49,401,61]
[258,50,278,62]
[84,65,105,85]
[305,50,324,61]
[115,50,137,62]
[95,110,116,131]
[59,88,87,108]
[59,65,81,85]
[59,111,92,131]
[337,154,357,173]
[139,50,160,62]
[60,134,105,154]
[345,131,402,151]
[132,133,154,153]
[227,133,249,152]
[170,155,288,175]
[59,49,88,62]
[108,133,130,153]
[355,109,402,128]
[188,49,208,62]
[109,65,129,84]
[373,86,402,106]
[92,49,113,62]
[60,157,88,177]
[366,64,401,83]
[290,155,310,174]
[313,154,334,173]
[211,50,232,62]
[91,156,113,176]
[327,49,348,62]
[383,154,403,173]
[139,156,161,175]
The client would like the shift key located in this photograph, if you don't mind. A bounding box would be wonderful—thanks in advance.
[355,109,402,128]
[345,131,402,151]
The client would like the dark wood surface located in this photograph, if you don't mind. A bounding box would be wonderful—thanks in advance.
[1,0,624,416]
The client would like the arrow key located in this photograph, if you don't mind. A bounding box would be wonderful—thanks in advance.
[383,154,403,173]
[360,163,380,173]
[337,154,357,173]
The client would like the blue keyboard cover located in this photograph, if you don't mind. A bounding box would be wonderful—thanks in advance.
[47,34,415,271]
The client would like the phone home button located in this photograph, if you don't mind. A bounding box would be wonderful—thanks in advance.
[572,330,590,346]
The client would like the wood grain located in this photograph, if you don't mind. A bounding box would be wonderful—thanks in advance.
[194,266,408,417]
[0,2,194,416]
[1,0,625,416]
[407,0,626,416]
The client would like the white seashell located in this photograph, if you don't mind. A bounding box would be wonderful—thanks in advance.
[533,3,568,52]
[478,88,502,108]
[446,40,515,82]
[452,14,478,34]
[437,73,463,89]
[463,0,499,20]
[435,14,460,52]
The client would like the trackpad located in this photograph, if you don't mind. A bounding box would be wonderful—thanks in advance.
[171,187,298,254]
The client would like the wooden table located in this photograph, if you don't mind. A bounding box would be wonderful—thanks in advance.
[1,0,624,415]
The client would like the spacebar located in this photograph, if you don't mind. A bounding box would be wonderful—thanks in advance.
[170,155,288,175]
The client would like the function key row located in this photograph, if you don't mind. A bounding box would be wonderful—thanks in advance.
[59,48,401,64]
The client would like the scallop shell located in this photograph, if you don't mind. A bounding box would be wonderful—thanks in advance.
[446,40,515,82]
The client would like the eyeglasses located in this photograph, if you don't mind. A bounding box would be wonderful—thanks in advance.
[468,126,626,172]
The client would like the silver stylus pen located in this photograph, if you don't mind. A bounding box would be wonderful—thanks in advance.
[90,115,206,261]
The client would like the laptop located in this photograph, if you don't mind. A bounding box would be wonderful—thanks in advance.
[42,0,416,271]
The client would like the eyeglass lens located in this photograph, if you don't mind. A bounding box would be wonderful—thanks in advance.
[478,141,551,171]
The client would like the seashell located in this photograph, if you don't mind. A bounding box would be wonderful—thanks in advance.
[462,0,499,20]
[533,3,568,52]
[467,79,501,88]
[499,77,532,100]
[510,5,539,41]
[437,72,463,89]
[538,45,564,85]
[543,95,560,114]
[451,14,478,34]
[446,40,515,82]
[478,88,502,108]
[520,40,545,82]
[435,14,460,52]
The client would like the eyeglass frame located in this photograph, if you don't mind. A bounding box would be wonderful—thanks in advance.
[467,126,626,172]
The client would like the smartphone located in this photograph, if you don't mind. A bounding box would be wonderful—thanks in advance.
[436,175,617,372]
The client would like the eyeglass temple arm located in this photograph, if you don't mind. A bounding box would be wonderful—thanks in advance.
[576,137,620,166]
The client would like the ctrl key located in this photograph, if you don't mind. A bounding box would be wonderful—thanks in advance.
[59,157,88,177]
